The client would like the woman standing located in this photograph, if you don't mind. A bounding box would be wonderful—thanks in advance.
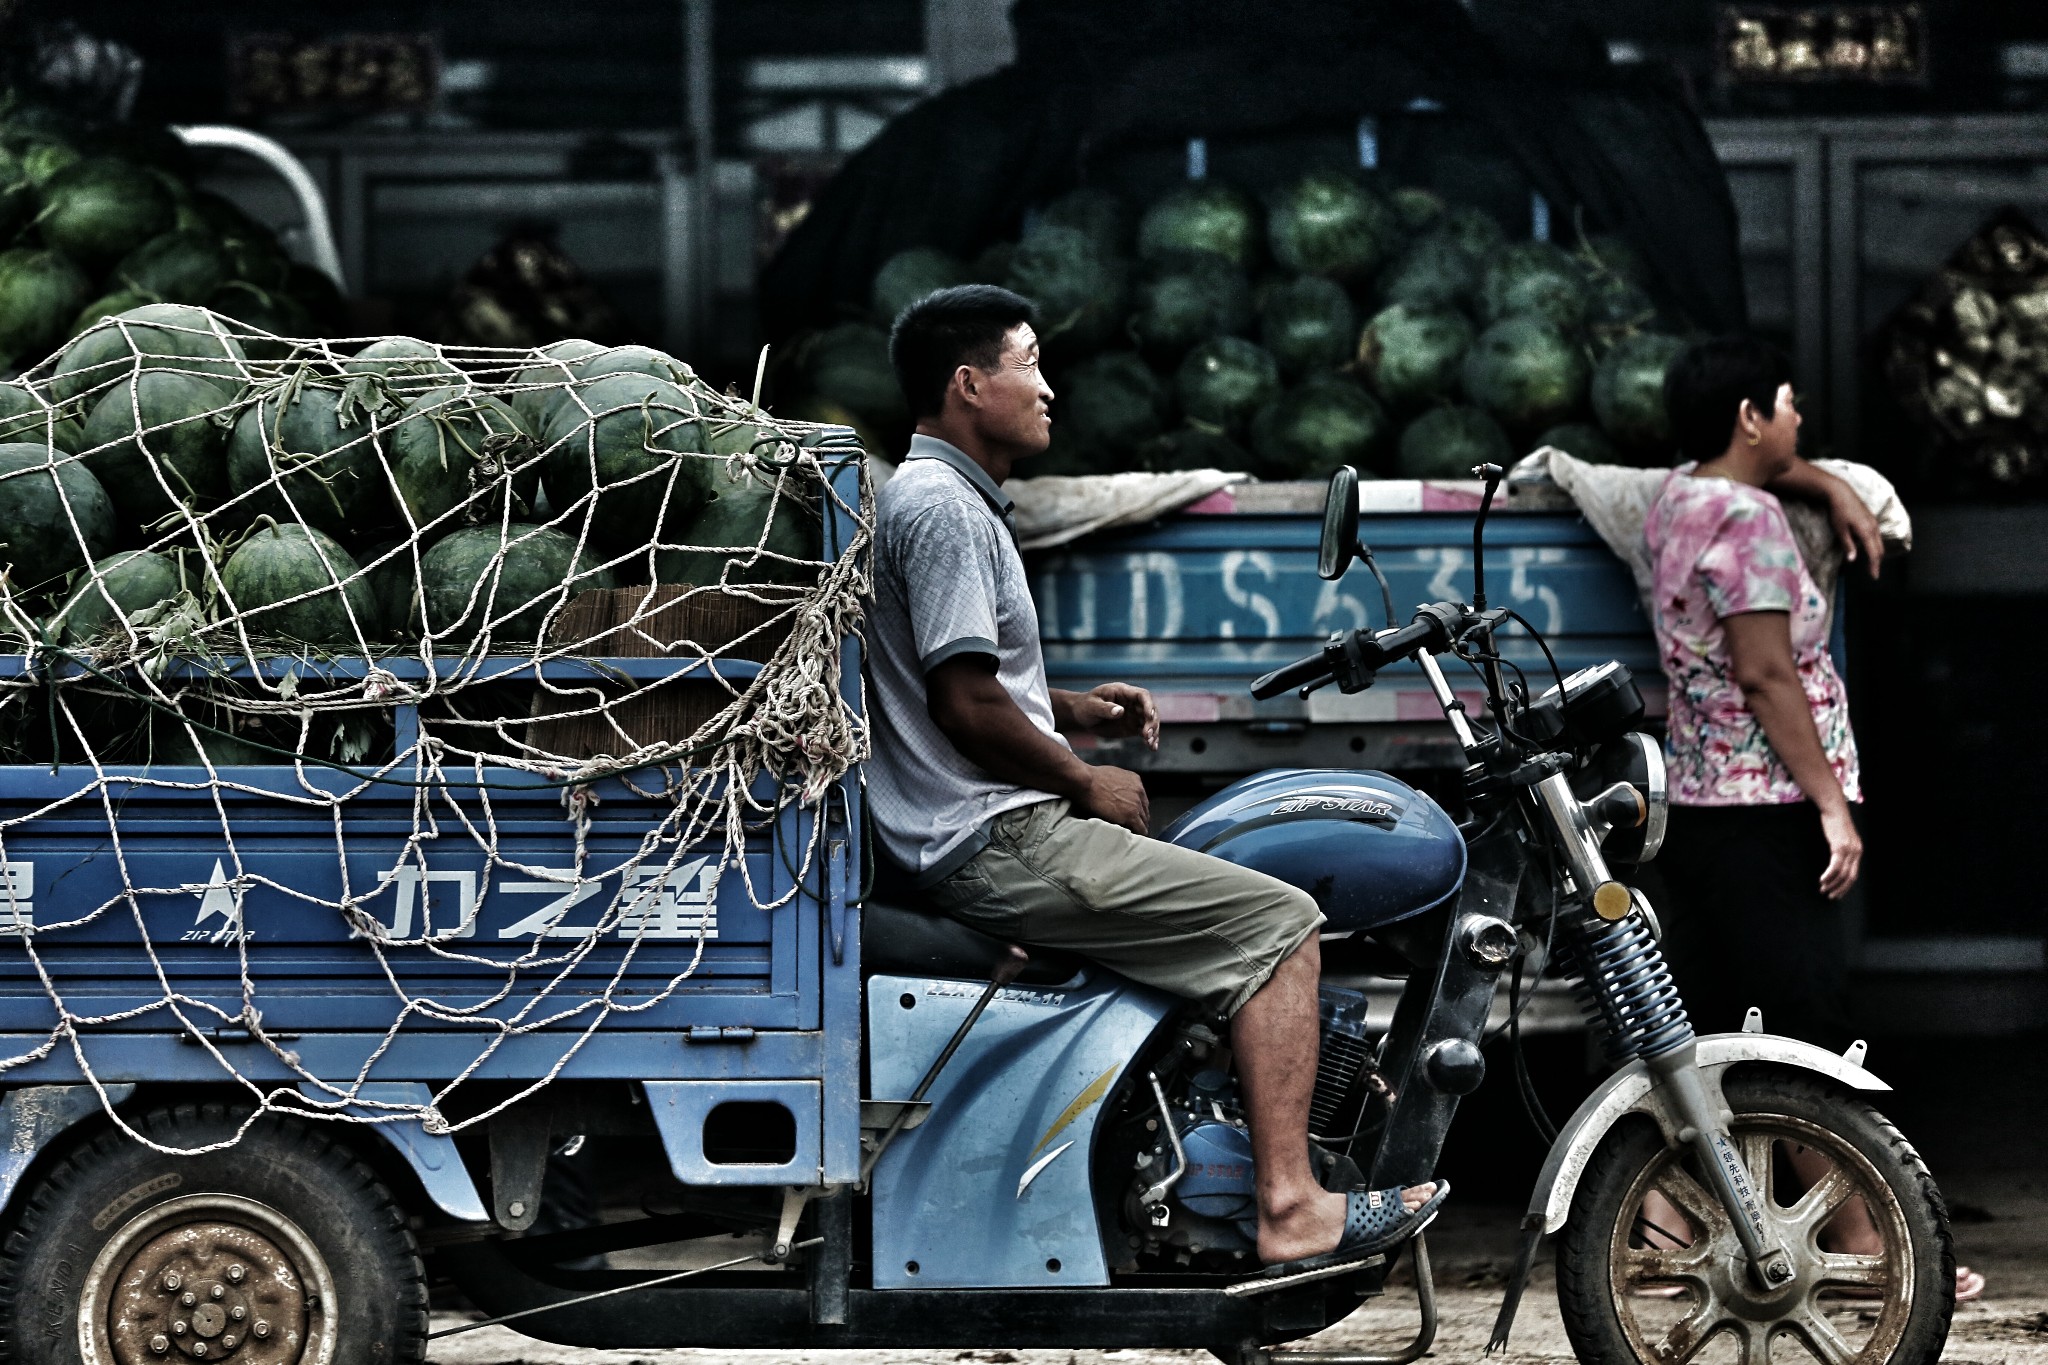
[1644,337,1983,1302]
[1648,338,1862,1049]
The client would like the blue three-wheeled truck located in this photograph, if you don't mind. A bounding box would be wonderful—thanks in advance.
[0,452,1953,1365]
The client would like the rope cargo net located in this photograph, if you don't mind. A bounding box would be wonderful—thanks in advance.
[0,307,872,1152]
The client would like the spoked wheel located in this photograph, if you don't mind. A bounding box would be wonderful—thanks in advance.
[1558,1071,1955,1365]
[0,1103,426,1365]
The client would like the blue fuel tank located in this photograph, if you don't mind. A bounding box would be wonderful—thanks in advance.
[1160,770,1466,932]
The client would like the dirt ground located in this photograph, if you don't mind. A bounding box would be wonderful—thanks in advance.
[428,1185,2048,1365]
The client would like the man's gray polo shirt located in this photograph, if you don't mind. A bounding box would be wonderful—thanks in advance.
[867,434,1066,885]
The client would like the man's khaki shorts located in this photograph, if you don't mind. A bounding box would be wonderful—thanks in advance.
[925,798,1325,1017]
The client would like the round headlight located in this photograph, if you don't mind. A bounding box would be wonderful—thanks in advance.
[1571,731,1666,865]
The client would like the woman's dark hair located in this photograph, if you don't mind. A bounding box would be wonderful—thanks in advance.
[1663,337,1795,464]
[888,285,1038,419]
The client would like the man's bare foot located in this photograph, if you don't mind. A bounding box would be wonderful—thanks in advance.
[1258,1182,1438,1264]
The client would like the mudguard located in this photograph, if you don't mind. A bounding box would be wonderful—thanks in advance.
[1526,1031,1888,1235]
[297,1081,489,1223]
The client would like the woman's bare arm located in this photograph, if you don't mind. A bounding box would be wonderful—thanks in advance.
[1721,610,1862,898]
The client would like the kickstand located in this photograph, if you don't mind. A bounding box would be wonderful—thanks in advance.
[1235,1233,1437,1365]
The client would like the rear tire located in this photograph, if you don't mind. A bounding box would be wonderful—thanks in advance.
[1556,1069,1953,1365]
[0,1102,427,1364]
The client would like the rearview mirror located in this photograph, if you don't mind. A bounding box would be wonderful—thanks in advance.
[1318,466,1360,581]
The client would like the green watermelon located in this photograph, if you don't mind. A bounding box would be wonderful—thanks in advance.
[387,385,539,531]
[52,303,248,404]
[1250,375,1391,479]
[1463,316,1590,432]
[1266,172,1399,284]
[1260,276,1356,380]
[1578,234,1651,287]
[1442,206,1507,257]
[220,233,292,291]
[871,247,969,325]
[1175,337,1280,438]
[1591,332,1688,454]
[114,231,229,304]
[1057,352,1169,463]
[81,371,235,528]
[146,707,274,767]
[208,281,310,361]
[342,337,463,392]
[418,523,616,646]
[49,549,184,643]
[1396,406,1513,479]
[1004,223,1128,356]
[0,441,117,589]
[969,239,1015,285]
[1377,232,1482,312]
[1479,242,1589,329]
[540,372,712,553]
[657,461,823,587]
[571,344,699,388]
[219,520,379,646]
[510,338,604,429]
[1536,421,1623,467]
[1141,424,1257,475]
[1138,183,1262,270]
[0,248,90,368]
[225,379,386,538]
[1039,187,1133,259]
[35,158,173,266]
[1127,251,1253,363]
[358,539,419,639]
[0,149,33,243]
[18,140,79,190]
[1358,304,1474,409]
[0,382,83,453]
[1390,187,1447,234]
[69,288,156,340]
[801,324,906,429]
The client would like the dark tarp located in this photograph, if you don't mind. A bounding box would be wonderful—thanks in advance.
[758,0,1747,342]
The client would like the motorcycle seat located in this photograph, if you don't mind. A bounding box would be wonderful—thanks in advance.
[861,898,1085,987]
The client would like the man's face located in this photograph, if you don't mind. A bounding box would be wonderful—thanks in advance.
[966,324,1053,455]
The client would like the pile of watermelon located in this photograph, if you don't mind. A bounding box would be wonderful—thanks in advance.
[0,305,828,685]
[793,172,1694,479]
[0,101,343,378]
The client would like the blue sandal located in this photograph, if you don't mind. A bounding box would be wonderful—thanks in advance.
[1229,1180,1449,1296]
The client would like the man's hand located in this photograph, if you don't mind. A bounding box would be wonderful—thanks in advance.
[1061,683,1161,749]
[1079,764,1150,835]
[1827,485,1883,580]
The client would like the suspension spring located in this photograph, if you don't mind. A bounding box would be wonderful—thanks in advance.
[1562,911,1694,1066]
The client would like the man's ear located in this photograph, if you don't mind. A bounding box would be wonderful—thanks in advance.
[948,363,979,412]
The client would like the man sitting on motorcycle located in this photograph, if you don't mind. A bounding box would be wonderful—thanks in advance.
[864,284,1446,1284]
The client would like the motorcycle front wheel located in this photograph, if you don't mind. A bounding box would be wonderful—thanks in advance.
[1556,1069,1955,1365]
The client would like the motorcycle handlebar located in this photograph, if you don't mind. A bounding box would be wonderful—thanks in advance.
[1249,649,1334,700]
[1247,604,1465,701]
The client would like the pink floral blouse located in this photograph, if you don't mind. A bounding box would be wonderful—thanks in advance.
[1644,468,1861,807]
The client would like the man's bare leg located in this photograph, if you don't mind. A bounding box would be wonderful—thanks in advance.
[1234,934,1437,1264]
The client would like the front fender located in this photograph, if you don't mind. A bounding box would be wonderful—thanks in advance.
[1525,1032,1888,1235]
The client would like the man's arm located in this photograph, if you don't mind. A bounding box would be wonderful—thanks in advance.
[1050,684,1162,749]
[1722,610,1862,899]
[1767,459,1882,578]
[930,657,1151,834]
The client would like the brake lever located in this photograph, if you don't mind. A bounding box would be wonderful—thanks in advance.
[1297,674,1339,700]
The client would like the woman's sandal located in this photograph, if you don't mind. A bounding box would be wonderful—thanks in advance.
[1228,1181,1450,1298]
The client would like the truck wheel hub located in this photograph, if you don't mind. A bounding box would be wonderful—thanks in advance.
[84,1194,335,1365]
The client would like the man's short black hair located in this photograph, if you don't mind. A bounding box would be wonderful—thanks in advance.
[1663,336,1795,464]
[888,284,1038,420]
